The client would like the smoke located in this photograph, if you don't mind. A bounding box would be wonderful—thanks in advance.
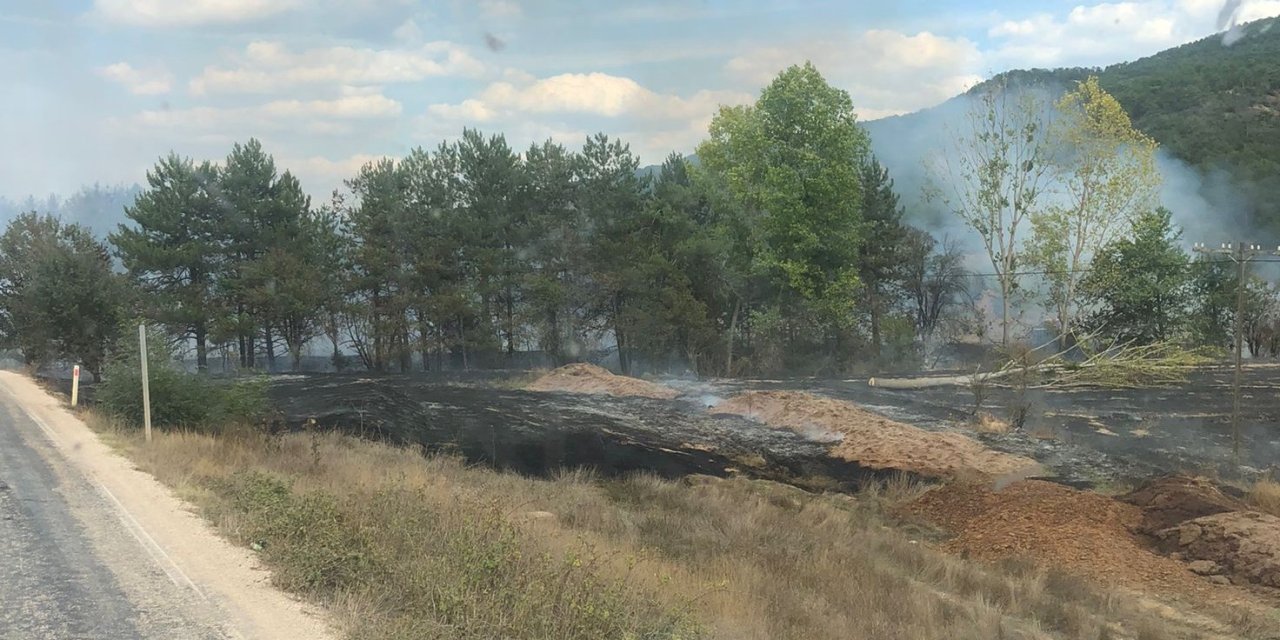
[1217,0,1277,45]
[0,183,141,239]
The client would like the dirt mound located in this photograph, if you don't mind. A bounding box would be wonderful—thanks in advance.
[905,480,1226,597]
[526,364,680,400]
[1156,511,1280,588]
[1121,475,1249,534]
[714,391,1037,478]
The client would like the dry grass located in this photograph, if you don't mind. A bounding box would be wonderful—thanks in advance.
[1247,478,1280,518]
[970,411,1013,434]
[84,413,1272,640]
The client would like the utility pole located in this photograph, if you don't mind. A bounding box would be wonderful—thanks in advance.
[1192,242,1269,462]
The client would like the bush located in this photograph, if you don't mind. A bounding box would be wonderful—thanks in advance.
[95,327,268,432]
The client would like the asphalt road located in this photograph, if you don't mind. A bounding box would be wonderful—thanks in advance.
[0,393,229,639]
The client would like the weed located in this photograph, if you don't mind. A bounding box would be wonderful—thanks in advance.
[1246,478,1280,517]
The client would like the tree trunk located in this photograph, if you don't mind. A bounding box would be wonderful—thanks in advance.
[868,287,882,364]
[459,317,469,371]
[400,325,412,372]
[264,325,277,372]
[1001,280,1011,349]
[725,298,740,377]
[505,286,516,360]
[194,324,208,373]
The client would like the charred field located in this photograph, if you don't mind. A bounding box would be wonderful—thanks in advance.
[263,373,893,491]
[260,364,1280,490]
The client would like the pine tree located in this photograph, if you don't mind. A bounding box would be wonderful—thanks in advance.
[111,154,220,370]
[521,140,583,364]
[856,156,908,364]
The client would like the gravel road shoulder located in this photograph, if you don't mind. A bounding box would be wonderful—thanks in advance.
[0,371,336,640]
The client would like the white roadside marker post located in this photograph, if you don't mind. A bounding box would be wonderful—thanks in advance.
[71,365,80,407]
[139,323,152,443]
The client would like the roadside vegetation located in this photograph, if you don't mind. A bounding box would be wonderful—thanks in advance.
[76,406,1269,640]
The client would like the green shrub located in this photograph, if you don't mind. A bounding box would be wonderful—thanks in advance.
[95,327,268,432]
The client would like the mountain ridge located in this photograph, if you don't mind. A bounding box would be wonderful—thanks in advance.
[864,16,1280,235]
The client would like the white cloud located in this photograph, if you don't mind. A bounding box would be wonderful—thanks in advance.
[987,1,1280,67]
[92,0,299,27]
[430,72,751,121]
[131,95,402,135]
[392,18,423,44]
[726,30,984,120]
[478,0,522,19]
[283,153,394,189]
[420,72,751,165]
[189,40,485,95]
[98,62,172,95]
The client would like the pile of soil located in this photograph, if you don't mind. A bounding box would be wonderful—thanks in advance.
[714,391,1037,478]
[1156,511,1280,587]
[1120,475,1249,534]
[526,364,680,400]
[904,480,1224,597]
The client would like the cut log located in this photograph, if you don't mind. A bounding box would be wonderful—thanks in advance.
[868,367,1021,389]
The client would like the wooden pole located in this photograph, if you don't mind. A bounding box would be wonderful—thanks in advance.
[1232,243,1247,462]
[139,323,152,443]
[71,365,80,408]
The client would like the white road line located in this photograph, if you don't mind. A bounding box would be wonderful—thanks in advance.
[0,384,207,600]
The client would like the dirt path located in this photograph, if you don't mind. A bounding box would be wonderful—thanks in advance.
[0,371,336,640]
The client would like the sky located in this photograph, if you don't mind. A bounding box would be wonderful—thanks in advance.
[2,0,1278,199]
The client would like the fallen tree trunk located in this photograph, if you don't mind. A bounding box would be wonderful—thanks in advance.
[868,367,1025,389]
[869,342,1217,390]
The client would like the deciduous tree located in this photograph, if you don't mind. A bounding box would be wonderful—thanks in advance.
[1028,76,1161,345]
[930,78,1052,348]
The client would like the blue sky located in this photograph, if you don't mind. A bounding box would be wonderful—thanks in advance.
[2,0,1277,198]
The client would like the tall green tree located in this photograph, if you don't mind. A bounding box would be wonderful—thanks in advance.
[1188,256,1236,348]
[344,158,413,371]
[521,140,585,363]
[111,154,220,370]
[576,133,648,373]
[1,213,123,376]
[856,156,908,362]
[930,78,1052,348]
[455,130,523,360]
[698,62,871,368]
[1028,76,1161,345]
[1079,207,1189,345]
[401,144,464,370]
[217,139,280,366]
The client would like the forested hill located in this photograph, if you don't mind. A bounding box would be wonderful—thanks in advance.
[867,16,1280,234]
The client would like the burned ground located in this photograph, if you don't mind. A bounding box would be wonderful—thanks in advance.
[265,374,895,490]
[56,364,1280,488]
[713,365,1280,485]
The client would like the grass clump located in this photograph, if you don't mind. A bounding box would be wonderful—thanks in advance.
[1247,478,1280,517]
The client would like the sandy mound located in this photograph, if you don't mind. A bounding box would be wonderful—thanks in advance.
[714,391,1037,478]
[526,363,680,400]
[1121,475,1249,534]
[1156,511,1280,587]
[905,480,1228,597]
